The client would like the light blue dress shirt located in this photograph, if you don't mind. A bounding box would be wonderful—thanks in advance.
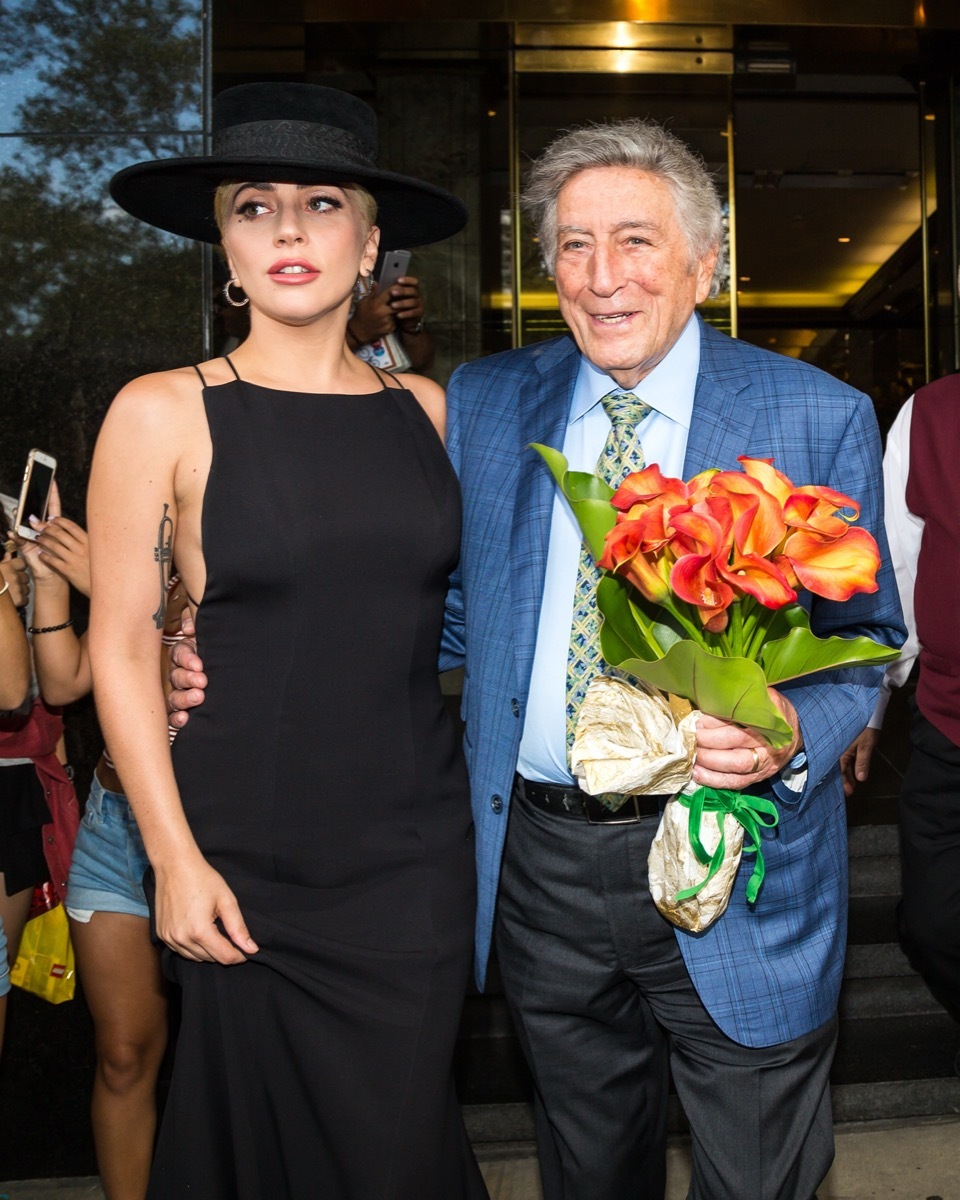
[517,314,701,785]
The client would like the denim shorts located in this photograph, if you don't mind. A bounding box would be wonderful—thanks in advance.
[66,773,150,922]
[0,914,9,997]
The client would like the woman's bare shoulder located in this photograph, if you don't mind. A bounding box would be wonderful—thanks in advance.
[395,372,447,439]
[107,365,207,427]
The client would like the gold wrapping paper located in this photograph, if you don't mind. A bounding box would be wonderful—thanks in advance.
[570,675,743,932]
[570,675,697,798]
[647,799,744,931]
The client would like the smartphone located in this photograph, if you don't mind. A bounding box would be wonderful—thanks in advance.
[376,250,412,294]
[14,449,56,540]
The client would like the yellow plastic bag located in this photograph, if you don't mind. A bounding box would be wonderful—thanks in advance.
[10,898,76,1004]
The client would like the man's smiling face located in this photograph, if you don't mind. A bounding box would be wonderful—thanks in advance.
[553,166,718,390]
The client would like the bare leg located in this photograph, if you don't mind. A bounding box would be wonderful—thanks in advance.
[71,911,168,1200]
[0,871,36,960]
[0,873,37,1058]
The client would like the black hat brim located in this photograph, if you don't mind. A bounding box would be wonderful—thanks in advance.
[109,157,467,249]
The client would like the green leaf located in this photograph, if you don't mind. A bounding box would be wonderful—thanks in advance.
[530,443,616,558]
[597,574,665,663]
[760,625,901,684]
[597,574,690,664]
[609,641,796,748]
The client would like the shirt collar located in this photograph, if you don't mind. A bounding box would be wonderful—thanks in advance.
[570,312,701,429]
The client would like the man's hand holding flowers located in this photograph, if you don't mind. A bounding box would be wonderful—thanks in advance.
[692,691,802,792]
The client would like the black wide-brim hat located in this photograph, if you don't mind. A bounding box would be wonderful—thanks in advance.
[109,82,467,248]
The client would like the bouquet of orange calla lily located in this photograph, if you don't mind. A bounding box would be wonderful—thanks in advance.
[533,445,900,927]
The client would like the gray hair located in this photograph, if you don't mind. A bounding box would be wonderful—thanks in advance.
[521,118,726,297]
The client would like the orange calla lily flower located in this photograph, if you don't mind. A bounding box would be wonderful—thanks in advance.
[668,507,736,625]
[599,516,674,602]
[708,471,787,558]
[781,526,881,600]
[737,456,797,506]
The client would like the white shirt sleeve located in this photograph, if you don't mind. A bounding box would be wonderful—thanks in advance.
[868,397,922,729]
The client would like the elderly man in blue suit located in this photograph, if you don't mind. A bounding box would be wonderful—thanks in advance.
[441,120,904,1200]
[170,118,904,1199]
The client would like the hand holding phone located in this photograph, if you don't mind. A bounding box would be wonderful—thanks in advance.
[14,449,56,540]
[375,250,412,295]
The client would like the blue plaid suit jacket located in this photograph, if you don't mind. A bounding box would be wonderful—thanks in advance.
[442,315,905,1048]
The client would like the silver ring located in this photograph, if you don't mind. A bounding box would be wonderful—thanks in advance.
[750,747,760,773]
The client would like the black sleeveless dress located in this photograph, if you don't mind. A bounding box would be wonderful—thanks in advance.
[148,365,486,1200]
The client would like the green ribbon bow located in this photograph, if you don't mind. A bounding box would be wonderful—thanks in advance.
[673,786,780,905]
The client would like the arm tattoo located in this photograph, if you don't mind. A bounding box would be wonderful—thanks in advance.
[152,503,174,629]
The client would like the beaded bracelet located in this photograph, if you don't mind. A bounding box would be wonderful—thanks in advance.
[27,618,74,635]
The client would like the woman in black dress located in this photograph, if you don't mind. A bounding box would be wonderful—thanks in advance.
[88,83,486,1199]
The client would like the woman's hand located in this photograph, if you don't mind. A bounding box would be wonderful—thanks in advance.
[0,544,30,608]
[347,277,425,345]
[153,852,259,965]
[390,277,426,332]
[20,482,92,597]
[31,517,91,596]
[348,284,398,344]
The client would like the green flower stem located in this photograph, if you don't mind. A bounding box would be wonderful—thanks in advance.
[728,600,745,658]
[741,601,775,660]
[747,622,773,661]
[664,601,714,649]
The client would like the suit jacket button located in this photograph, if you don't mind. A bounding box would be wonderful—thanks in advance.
[511,698,520,717]
[491,794,503,814]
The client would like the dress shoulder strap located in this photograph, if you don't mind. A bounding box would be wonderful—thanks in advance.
[192,358,241,387]
[368,362,403,391]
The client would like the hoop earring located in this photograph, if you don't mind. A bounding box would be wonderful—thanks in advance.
[223,278,249,308]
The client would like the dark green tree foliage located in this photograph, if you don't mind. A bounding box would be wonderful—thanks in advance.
[0,0,205,515]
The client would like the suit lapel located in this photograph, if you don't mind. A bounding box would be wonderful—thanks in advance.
[684,320,759,475]
[511,337,580,698]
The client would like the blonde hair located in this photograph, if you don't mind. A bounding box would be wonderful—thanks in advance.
[213,180,377,236]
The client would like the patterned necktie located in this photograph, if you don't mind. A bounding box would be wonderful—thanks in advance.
[565,390,652,749]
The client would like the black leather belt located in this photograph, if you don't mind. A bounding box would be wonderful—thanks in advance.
[514,776,668,824]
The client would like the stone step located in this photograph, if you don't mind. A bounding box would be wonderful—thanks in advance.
[833,1012,959,1086]
[846,823,903,898]
[465,1077,960,1146]
[839,975,945,1019]
[844,941,914,979]
[831,1078,960,1123]
[848,852,902,897]
[464,1102,535,1144]
[847,894,900,945]
[847,823,900,857]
